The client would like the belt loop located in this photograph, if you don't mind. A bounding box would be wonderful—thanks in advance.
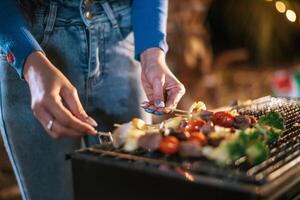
[100,1,119,30]
[41,2,58,47]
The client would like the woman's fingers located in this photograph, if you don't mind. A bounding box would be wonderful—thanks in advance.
[142,80,185,115]
[50,120,84,138]
[165,83,186,110]
[43,96,97,135]
[152,77,165,106]
[33,106,84,138]
[140,48,185,116]
[60,86,98,127]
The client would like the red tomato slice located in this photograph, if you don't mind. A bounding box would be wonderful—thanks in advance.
[185,119,205,132]
[159,136,180,154]
[212,111,234,128]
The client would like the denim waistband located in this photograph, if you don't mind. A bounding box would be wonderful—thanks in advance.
[43,0,131,8]
[35,0,131,26]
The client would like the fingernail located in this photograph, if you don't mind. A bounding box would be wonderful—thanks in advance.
[154,99,165,108]
[90,129,97,135]
[144,108,154,113]
[141,105,148,109]
[154,111,164,116]
[86,116,98,127]
[89,129,98,135]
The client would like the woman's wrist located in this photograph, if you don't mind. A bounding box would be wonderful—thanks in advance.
[140,48,166,68]
[23,51,47,82]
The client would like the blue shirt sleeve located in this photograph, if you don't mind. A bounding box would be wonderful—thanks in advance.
[132,0,169,60]
[0,1,43,79]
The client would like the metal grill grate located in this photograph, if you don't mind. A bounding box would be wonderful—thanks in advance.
[87,97,300,187]
[238,97,300,182]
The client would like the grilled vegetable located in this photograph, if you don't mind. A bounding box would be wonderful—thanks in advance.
[188,101,206,113]
[131,118,146,130]
[246,141,268,165]
[159,136,180,154]
[187,132,207,145]
[185,119,205,132]
[207,142,231,165]
[258,112,284,130]
[163,117,183,130]
[238,128,263,146]
[225,139,246,161]
[212,112,235,128]
[253,123,283,145]
[265,126,282,144]
[208,111,284,165]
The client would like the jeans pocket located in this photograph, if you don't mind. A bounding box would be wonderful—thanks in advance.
[114,7,134,52]
[30,3,58,49]
[116,7,133,42]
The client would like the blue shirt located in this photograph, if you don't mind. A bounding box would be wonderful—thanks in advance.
[0,0,168,79]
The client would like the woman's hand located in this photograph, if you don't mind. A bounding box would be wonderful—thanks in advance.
[23,51,97,138]
[140,48,185,115]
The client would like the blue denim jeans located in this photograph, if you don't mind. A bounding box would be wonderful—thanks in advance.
[0,0,149,199]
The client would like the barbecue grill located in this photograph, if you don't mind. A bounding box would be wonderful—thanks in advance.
[69,96,300,200]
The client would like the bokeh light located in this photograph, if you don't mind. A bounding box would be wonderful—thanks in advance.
[286,9,297,22]
[275,1,286,13]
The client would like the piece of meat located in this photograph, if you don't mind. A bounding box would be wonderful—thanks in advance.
[169,129,188,141]
[199,110,214,121]
[138,133,162,151]
[179,141,202,157]
[112,123,131,148]
[233,115,251,130]
[200,121,215,136]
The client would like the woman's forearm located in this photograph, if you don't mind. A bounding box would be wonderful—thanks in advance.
[132,0,169,60]
[0,1,43,79]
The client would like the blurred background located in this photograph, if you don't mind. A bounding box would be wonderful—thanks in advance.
[2,0,300,199]
[167,0,300,110]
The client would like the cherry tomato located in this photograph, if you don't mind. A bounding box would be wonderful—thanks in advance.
[212,111,234,128]
[159,136,180,154]
[187,132,207,145]
[185,119,205,132]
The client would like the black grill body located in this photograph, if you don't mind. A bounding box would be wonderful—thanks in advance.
[69,97,300,200]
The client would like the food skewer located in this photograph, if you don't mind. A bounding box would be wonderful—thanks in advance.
[96,99,285,166]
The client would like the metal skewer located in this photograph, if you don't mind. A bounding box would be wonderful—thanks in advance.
[170,108,190,114]
[97,131,113,144]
